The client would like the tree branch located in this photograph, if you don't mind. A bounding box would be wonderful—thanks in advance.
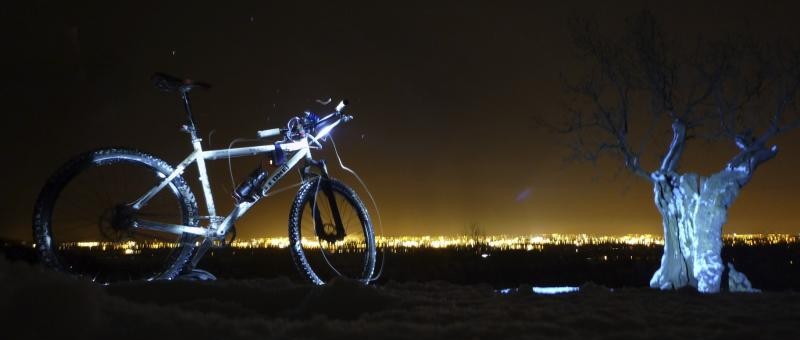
[725,142,778,187]
[659,118,687,172]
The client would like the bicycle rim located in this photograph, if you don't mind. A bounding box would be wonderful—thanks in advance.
[296,179,375,283]
[42,158,192,282]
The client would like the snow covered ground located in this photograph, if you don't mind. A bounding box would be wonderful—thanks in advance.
[2,258,799,339]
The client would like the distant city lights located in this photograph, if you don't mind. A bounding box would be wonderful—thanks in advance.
[42,233,799,255]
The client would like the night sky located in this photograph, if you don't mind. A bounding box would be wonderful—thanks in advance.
[3,0,800,240]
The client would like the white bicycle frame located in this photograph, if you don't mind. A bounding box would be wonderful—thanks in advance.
[129,116,344,241]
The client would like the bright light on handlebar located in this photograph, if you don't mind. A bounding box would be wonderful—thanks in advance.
[314,119,341,141]
[258,99,350,142]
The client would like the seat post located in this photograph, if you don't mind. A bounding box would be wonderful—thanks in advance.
[180,91,200,139]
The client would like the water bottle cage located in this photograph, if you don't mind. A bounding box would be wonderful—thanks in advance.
[233,166,269,203]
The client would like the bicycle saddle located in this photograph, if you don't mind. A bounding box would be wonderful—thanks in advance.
[151,72,211,93]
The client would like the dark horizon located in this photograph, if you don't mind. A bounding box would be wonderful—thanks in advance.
[4,0,800,241]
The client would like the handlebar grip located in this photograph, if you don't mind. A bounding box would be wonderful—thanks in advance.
[257,128,281,139]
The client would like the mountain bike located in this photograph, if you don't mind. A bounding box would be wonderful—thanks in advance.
[32,73,376,285]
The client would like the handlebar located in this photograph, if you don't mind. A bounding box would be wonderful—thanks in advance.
[256,128,281,139]
[256,99,352,140]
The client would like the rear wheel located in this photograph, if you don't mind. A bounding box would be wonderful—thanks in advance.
[32,148,199,283]
[288,177,376,285]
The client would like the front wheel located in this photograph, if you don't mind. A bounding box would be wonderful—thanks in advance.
[288,177,376,285]
[32,148,199,283]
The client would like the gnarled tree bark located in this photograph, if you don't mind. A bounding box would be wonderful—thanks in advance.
[649,121,778,292]
[560,11,800,292]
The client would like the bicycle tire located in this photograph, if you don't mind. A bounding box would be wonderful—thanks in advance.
[288,177,376,285]
[32,148,199,283]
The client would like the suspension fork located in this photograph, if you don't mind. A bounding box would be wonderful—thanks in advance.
[303,160,346,239]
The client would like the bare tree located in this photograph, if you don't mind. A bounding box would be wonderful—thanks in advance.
[557,11,800,292]
[463,222,487,246]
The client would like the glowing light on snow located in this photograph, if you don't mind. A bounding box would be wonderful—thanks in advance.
[532,286,580,294]
[496,286,581,295]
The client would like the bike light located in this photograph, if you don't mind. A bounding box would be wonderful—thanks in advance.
[314,120,340,141]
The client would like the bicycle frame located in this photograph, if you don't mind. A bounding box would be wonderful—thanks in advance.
[130,134,317,241]
[123,89,351,271]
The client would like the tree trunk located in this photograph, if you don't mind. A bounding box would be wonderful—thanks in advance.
[649,170,759,293]
[649,173,697,290]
